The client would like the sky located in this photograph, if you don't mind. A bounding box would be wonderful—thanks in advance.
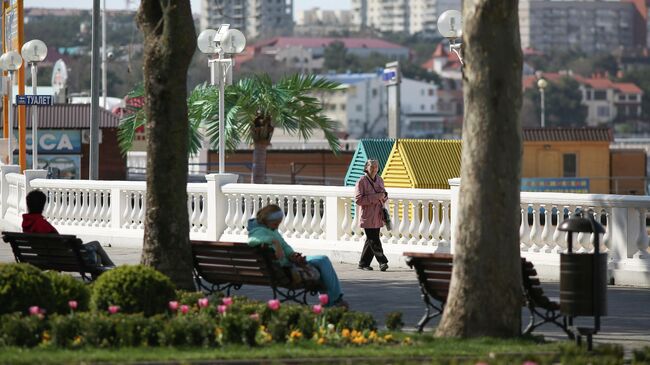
[23,0,351,13]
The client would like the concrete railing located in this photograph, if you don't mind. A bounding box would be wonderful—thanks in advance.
[0,165,648,286]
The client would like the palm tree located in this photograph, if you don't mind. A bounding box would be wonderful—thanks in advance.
[119,74,342,183]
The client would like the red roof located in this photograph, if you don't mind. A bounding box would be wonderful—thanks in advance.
[522,73,642,94]
[253,37,407,50]
[523,128,612,142]
[613,82,643,94]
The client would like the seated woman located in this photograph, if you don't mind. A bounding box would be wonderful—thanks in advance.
[247,204,348,308]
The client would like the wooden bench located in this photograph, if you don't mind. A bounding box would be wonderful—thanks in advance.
[191,241,321,304]
[404,252,572,337]
[2,231,110,282]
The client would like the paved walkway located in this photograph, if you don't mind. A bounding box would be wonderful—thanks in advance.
[1,244,649,351]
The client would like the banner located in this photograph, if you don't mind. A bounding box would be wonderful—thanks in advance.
[521,178,590,193]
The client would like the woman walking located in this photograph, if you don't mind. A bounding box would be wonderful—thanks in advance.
[354,159,389,271]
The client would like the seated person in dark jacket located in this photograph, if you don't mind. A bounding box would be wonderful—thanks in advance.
[22,190,115,268]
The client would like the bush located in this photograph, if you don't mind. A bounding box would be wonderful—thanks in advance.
[0,313,46,347]
[0,263,54,315]
[79,313,116,348]
[219,314,257,346]
[338,311,377,331]
[385,311,404,331]
[159,313,217,347]
[90,265,176,316]
[45,271,90,314]
[633,346,650,363]
[49,314,84,348]
[114,313,163,347]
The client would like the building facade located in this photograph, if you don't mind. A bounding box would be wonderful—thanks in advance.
[200,0,293,39]
[295,7,357,35]
[351,0,461,35]
[519,0,639,54]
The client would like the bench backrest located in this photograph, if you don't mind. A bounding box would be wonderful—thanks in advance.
[521,258,558,310]
[191,241,276,287]
[2,231,88,273]
[404,252,453,304]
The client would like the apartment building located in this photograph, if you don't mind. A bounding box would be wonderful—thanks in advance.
[200,0,293,39]
[351,0,461,35]
[295,7,357,35]
[519,0,640,54]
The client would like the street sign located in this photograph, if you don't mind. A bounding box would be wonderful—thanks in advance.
[15,95,53,106]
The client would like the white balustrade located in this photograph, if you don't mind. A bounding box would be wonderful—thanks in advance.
[1,167,648,286]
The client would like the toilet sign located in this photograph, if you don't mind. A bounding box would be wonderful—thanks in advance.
[15,95,53,105]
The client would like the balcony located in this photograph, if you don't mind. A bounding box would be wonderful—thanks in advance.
[1,166,648,287]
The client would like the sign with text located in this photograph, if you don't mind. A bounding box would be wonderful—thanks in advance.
[521,178,590,193]
[15,95,53,106]
[13,129,81,154]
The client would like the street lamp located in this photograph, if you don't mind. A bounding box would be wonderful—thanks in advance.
[437,10,463,65]
[197,25,246,174]
[537,76,548,128]
[21,39,48,169]
[1,51,23,165]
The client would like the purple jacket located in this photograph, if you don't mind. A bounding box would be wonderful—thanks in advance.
[354,174,387,229]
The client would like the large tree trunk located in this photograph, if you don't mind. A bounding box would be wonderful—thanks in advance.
[435,0,523,337]
[137,0,196,289]
[251,114,274,184]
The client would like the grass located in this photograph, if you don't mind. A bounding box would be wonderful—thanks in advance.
[0,336,568,365]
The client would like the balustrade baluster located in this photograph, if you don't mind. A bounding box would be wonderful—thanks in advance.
[519,206,530,251]
[240,196,251,235]
[63,191,75,226]
[398,200,410,245]
[279,196,289,232]
[137,193,145,229]
[291,197,304,238]
[231,195,243,235]
[352,200,363,241]
[187,194,193,230]
[85,190,97,227]
[96,192,107,227]
[319,198,326,239]
[191,194,201,232]
[310,197,322,239]
[340,199,351,241]
[551,206,565,253]
[437,203,450,248]
[122,192,132,229]
[199,194,207,232]
[301,197,313,239]
[428,202,439,248]
[48,190,59,223]
[78,190,90,227]
[71,191,82,226]
[576,206,590,253]
[129,193,141,229]
[529,204,542,252]
[408,200,419,245]
[43,190,53,217]
[223,195,233,234]
[417,201,429,245]
[601,209,611,252]
[283,196,295,236]
[540,205,552,252]
[635,207,649,259]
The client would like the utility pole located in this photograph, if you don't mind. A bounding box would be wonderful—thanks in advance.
[90,0,100,179]
[102,0,107,109]
[384,61,401,138]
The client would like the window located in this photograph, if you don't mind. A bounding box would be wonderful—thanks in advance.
[597,106,610,117]
[563,154,577,177]
[340,104,346,111]
[594,90,607,100]
[372,88,378,97]
[356,105,363,112]
[428,88,434,96]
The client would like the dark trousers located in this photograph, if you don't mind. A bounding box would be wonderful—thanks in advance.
[359,228,388,266]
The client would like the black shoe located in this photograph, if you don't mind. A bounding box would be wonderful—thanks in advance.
[380,263,389,272]
[357,265,373,271]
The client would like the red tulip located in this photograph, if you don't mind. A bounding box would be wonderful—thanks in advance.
[217,305,227,314]
[312,304,323,315]
[198,298,209,308]
[249,313,260,321]
[29,306,40,315]
[318,294,329,306]
[180,305,189,314]
[222,297,233,306]
[267,299,281,311]
[168,301,179,311]
[108,305,120,314]
[68,300,78,310]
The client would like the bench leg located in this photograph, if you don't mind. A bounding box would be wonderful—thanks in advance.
[416,290,443,332]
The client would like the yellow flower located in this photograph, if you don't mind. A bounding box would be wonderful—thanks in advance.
[341,328,351,338]
[289,330,303,340]
[72,336,83,346]
[317,337,326,345]
[368,331,378,340]
[383,334,393,342]
[41,331,51,342]
[402,336,412,345]
[351,330,361,338]
[352,336,367,345]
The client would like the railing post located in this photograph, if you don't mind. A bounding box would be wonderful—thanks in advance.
[610,207,636,261]
[111,186,123,230]
[448,178,461,254]
[206,173,238,241]
[24,169,47,192]
[0,165,20,218]
[325,196,341,241]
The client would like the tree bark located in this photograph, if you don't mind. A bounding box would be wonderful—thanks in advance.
[435,0,523,337]
[251,114,274,184]
[137,0,196,289]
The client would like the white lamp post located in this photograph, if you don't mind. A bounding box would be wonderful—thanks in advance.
[437,10,463,65]
[21,39,48,169]
[537,77,548,128]
[197,25,246,174]
[1,51,23,165]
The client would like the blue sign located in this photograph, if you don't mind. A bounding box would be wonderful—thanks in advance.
[15,95,53,106]
[521,178,590,193]
[13,129,81,154]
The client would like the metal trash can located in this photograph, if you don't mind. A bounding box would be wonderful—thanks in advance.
[557,209,607,350]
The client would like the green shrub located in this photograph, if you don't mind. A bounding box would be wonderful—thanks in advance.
[79,313,116,348]
[0,313,46,347]
[159,313,217,347]
[0,263,54,314]
[90,265,176,316]
[633,346,650,363]
[114,313,162,347]
[175,290,206,308]
[338,311,377,331]
[49,314,84,348]
[45,271,90,314]
[321,306,347,327]
[219,313,257,346]
[385,311,404,331]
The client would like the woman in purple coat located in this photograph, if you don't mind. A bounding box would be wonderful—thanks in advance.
[354,159,389,271]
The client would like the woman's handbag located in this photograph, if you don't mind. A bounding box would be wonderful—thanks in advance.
[382,206,392,230]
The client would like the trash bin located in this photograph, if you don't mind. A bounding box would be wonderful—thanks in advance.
[557,209,607,350]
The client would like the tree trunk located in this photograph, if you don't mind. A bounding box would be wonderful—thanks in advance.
[435,0,523,337]
[252,141,269,184]
[137,0,196,290]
